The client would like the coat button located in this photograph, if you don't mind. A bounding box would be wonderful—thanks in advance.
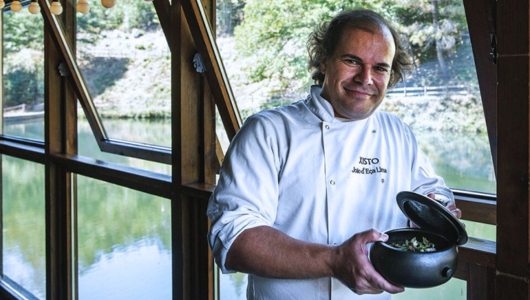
[330,180,335,185]
[325,125,330,129]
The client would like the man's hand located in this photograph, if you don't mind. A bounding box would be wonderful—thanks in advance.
[331,229,405,295]
[427,193,462,220]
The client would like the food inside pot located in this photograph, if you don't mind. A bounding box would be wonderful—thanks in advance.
[388,237,436,252]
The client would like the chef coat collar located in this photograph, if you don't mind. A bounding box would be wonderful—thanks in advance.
[309,85,371,124]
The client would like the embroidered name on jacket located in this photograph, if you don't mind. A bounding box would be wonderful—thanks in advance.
[352,157,387,175]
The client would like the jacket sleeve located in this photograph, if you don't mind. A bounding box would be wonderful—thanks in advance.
[206,114,282,273]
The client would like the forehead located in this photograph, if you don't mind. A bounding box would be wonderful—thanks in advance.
[335,26,396,63]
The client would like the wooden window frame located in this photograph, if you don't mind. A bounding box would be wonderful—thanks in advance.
[0,0,515,299]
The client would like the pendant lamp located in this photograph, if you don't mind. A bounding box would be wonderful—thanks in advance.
[101,0,115,8]
[77,0,90,13]
[10,0,22,12]
[28,0,40,14]
[50,0,63,14]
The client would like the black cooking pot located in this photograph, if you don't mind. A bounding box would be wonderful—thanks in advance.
[369,191,468,288]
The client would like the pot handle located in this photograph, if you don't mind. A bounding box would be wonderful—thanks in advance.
[441,267,453,278]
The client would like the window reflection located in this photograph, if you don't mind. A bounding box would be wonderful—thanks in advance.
[77,175,171,300]
[77,116,171,175]
[2,156,45,299]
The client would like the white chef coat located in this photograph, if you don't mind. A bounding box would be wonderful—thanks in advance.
[207,86,453,300]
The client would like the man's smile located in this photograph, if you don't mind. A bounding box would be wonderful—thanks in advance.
[344,86,375,97]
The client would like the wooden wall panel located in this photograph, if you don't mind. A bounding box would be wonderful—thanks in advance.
[467,264,495,300]
[495,0,530,299]
[496,26,529,276]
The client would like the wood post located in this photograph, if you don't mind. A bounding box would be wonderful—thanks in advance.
[496,1,530,299]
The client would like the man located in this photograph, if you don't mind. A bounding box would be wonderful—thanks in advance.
[207,8,461,299]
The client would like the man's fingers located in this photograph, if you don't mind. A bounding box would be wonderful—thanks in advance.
[366,264,405,294]
[427,193,463,220]
[452,208,462,219]
[358,229,388,244]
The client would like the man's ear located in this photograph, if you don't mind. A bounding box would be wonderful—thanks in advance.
[319,57,327,74]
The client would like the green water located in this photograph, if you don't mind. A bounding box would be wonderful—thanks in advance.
[2,118,494,300]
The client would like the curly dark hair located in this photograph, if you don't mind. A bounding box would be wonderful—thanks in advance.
[307,9,413,88]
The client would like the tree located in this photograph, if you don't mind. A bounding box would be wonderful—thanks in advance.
[3,11,43,54]
[231,0,469,91]
[233,0,391,92]
[4,64,44,108]
[386,0,468,85]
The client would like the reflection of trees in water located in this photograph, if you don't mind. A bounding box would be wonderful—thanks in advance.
[228,272,248,298]
[76,176,171,272]
[414,130,495,192]
[416,130,492,177]
[100,118,171,148]
[78,119,171,174]
[3,119,45,140]
[3,154,172,280]
[3,156,46,298]
[464,221,496,241]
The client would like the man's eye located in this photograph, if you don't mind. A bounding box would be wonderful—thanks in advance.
[346,59,361,66]
[375,67,390,73]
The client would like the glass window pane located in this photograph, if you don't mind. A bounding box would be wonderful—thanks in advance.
[78,117,171,175]
[218,274,466,300]
[215,1,494,299]
[77,175,171,300]
[463,220,496,241]
[215,0,495,194]
[3,11,45,140]
[392,278,466,300]
[76,0,170,147]
[2,155,45,299]
[220,272,247,300]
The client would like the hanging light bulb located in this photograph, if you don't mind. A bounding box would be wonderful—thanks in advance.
[77,0,89,13]
[10,0,22,12]
[101,0,115,8]
[0,0,5,9]
[50,0,63,15]
[28,0,40,14]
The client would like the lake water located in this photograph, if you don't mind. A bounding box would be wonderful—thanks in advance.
[2,118,494,299]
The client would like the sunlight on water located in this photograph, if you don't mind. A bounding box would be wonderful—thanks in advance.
[78,239,172,300]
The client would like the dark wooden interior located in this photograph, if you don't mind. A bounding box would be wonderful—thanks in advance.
[0,0,527,299]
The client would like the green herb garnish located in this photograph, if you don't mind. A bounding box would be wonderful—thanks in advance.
[389,237,436,252]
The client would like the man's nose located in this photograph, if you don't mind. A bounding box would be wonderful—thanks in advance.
[354,66,373,85]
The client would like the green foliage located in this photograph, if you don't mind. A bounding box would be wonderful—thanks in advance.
[77,0,160,41]
[3,12,44,107]
[217,0,246,35]
[387,0,467,64]
[81,57,129,97]
[230,0,389,91]
[4,63,44,107]
[226,0,470,90]
[3,10,44,54]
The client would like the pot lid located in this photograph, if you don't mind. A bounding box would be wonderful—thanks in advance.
[396,191,468,245]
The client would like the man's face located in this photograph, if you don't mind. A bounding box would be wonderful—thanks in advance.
[319,26,395,121]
